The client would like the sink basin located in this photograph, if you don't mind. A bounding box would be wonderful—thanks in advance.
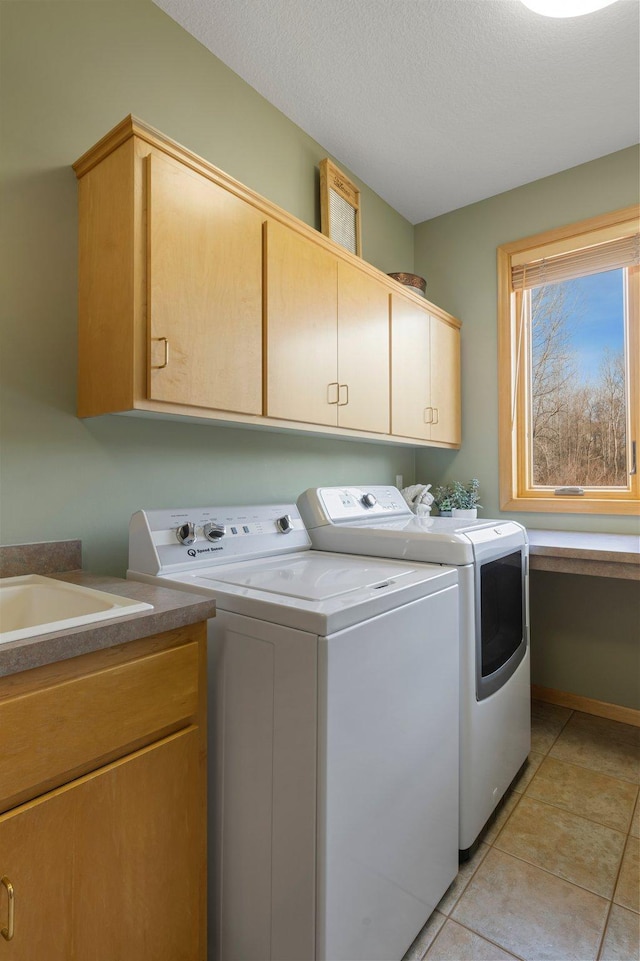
[0,574,153,644]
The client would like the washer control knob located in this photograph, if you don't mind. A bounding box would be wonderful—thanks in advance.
[176,522,197,546]
[203,522,226,541]
[276,514,294,534]
[361,493,377,509]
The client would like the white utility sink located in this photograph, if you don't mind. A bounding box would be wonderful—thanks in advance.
[0,574,153,644]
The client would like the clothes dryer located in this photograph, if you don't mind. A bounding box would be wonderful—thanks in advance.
[128,503,459,961]
[297,486,531,858]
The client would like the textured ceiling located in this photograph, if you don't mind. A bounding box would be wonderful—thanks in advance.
[152,0,640,223]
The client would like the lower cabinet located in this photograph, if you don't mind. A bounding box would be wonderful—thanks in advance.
[0,730,200,961]
[0,792,71,961]
[0,626,207,961]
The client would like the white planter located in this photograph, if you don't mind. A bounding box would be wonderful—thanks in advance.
[451,508,477,519]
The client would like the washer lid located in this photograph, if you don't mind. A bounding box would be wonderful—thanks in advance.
[164,550,457,635]
[198,552,421,600]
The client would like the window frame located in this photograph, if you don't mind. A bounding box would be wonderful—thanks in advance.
[497,206,639,516]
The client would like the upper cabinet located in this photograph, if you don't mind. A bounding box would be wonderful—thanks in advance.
[265,223,390,434]
[147,152,264,415]
[429,311,461,445]
[74,116,461,449]
[265,219,338,426]
[391,294,461,446]
[336,261,390,434]
[76,135,263,419]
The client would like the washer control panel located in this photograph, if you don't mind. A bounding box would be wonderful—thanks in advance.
[129,504,310,576]
[176,522,197,546]
[202,522,226,542]
[275,513,294,534]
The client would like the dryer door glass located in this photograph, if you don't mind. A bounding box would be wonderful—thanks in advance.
[476,549,526,700]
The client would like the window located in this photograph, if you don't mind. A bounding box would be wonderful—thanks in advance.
[497,206,639,515]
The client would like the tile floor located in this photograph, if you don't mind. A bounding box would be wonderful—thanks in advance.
[403,701,640,961]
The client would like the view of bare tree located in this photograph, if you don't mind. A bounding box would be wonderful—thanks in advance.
[529,280,627,488]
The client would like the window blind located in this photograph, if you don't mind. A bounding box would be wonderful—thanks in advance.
[512,233,640,290]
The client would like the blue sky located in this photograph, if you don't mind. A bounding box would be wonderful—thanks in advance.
[560,269,625,383]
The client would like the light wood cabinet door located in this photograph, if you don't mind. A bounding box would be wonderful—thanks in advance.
[390,293,432,440]
[430,316,461,446]
[0,788,72,961]
[76,728,202,961]
[265,220,338,425]
[0,728,202,961]
[391,294,461,444]
[337,262,390,433]
[148,153,264,415]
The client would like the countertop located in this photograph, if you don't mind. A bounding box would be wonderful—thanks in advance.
[527,529,640,580]
[0,570,216,678]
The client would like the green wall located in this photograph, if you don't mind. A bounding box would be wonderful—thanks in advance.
[412,150,640,710]
[413,145,640,534]
[0,0,415,576]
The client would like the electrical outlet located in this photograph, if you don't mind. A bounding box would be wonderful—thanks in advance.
[395,475,403,489]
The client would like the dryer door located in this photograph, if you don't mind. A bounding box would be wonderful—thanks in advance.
[465,526,528,701]
[474,545,528,701]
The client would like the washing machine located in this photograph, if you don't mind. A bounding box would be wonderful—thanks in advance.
[297,486,531,859]
[128,503,459,961]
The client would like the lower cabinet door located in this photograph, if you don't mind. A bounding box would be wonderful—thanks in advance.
[0,786,73,961]
[0,727,202,961]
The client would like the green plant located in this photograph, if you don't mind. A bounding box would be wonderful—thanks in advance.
[433,479,482,512]
[450,478,482,510]
[432,483,456,512]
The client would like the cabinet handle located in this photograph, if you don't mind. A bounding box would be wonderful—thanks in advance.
[1,877,14,942]
[423,407,433,424]
[327,382,339,405]
[432,407,439,425]
[338,384,349,406]
[152,337,170,370]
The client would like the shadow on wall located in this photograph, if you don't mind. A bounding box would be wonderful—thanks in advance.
[414,446,462,499]
[2,165,78,412]
[530,570,640,711]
